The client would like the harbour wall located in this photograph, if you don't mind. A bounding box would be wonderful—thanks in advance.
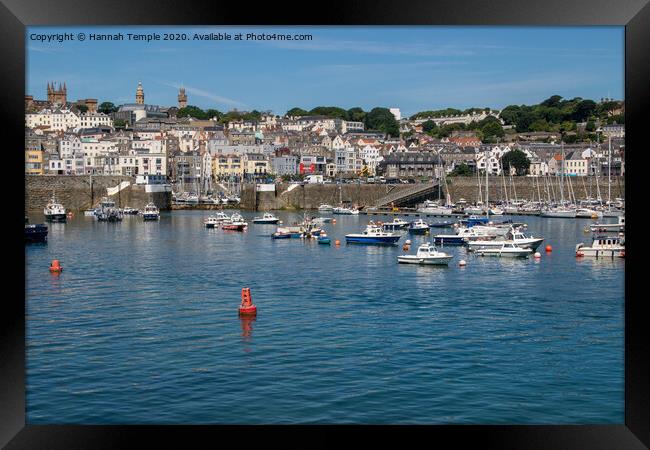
[25,175,172,212]
[240,176,625,210]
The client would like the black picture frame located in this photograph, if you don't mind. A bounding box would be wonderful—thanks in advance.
[2,0,649,447]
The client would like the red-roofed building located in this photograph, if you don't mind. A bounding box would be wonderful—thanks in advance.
[449,136,482,147]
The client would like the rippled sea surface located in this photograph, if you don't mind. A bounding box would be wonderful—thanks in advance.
[25,211,624,424]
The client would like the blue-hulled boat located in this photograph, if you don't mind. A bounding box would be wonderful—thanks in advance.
[408,219,430,235]
[25,223,48,243]
[459,216,489,227]
[432,234,466,245]
[428,220,455,228]
[345,223,401,245]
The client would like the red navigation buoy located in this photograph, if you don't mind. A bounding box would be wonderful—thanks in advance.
[49,259,63,273]
[238,287,257,316]
[545,245,552,253]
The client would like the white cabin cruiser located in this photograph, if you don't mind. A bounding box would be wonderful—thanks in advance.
[382,217,410,230]
[576,236,625,258]
[204,216,220,228]
[318,204,334,212]
[142,203,160,220]
[44,194,67,222]
[467,228,544,251]
[397,243,453,265]
[576,208,603,219]
[475,242,533,258]
[417,200,454,216]
[252,213,280,224]
[589,216,625,233]
[540,207,577,218]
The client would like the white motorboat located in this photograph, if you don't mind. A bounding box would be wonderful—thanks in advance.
[83,209,97,217]
[44,194,67,222]
[576,235,625,258]
[222,213,248,231]
[345,223,401,244]
[601,207,624,218]
[382,217,410,230]
[333,206,359,215]
[576,208,603,219]
[142,203,160,220]
[252,212,280,224]
[589,216,625,233]
[467,228,544,251]
[475,242,533,258]
[464,205,486,215]
[488,207,504,216]
[397,243,453,265]
[214,211,230,222]
[408,218,430,235]
[318,204,334,212]
[204,216,220,228]
[540,207,577,218]
[122,206,139,215]
[417,200,454,216]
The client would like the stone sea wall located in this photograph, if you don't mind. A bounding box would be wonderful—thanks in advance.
[25,175,172,212]
[240,176,625,210]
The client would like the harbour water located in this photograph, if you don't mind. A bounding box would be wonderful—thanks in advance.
[25,211,624,424]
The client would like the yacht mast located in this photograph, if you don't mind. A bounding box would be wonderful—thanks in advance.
[608,134,612,205]
[559,143,565,205]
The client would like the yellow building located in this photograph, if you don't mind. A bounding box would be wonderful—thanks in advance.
[25,149,44,175]
[213,154,244,179]
[244,153,270,181]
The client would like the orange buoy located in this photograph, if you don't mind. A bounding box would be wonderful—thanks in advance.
[335,240,340,246]
[49,259,63,273]
[332,219,337,224]
[545,245,552,252]
[239,287,257,316]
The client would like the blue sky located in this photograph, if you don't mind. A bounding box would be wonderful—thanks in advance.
[27,26,624,117]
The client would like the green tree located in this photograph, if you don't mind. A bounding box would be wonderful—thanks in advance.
[113,119,127,128]
[365,107,400,137]
[309,106,348,119]
[76,104,88,114]
[585,119,596,132]
[178,105,208,120]
[286,107,308,117]
[98,101,118,114]
[422,120,438,134]
[501,150,531,176]
[346,107,366,122]
[205,109,222,120]
[540,95,563,108]
[449,162,473,176]
[572,100,597,122]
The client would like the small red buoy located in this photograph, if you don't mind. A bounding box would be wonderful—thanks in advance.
[239,287,257,316]
[545,245,552,252]
[49,259,63,273]
[335,240,340,246]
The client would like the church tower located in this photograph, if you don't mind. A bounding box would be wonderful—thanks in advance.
[178,87,187,109]
[47,82,67,105]
[135,81,145,105]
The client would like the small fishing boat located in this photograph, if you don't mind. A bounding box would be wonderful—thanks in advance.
[576,235,625,258]
[25,221,48,243]
[475,242,533,258]
[214,211,230,222]
[408,219,430,235]
[382,217,410,230]
[271,231,292,239]
[589,216,625,233]
[274,226,303,238]
[428,220,455,228]
[397,242,453,265]
[222,213,247,231]
[318,204,334,212]
[467,228,544,251]
[252,212,280,224]
[333,206,359,215]
[317,233,331,245]
[83,209,97,217]
[345,223,401,244]
[44,194,67,223]
[122,206,139,215]
[142,203,160,221]
[204,216,220,228]
[576,208,603,219]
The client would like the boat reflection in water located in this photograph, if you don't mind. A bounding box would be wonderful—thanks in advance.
[240,316,255,352]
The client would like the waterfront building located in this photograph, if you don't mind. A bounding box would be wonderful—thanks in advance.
[25,148,44,175]
[378,151,444,179]
[270,155,298,176]
[243,153,270,181]
[77,112,113,129]
[213,153,244,180]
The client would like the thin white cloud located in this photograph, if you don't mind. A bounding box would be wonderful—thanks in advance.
[157,81,248,108]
